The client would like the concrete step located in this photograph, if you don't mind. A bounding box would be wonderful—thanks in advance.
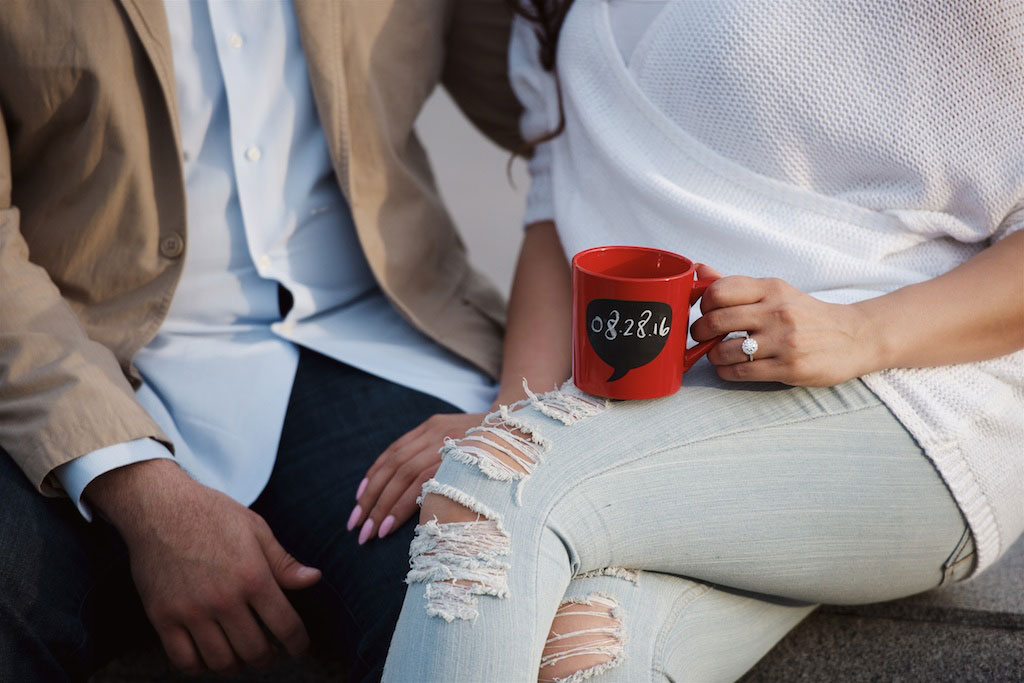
[745,536,1024,682]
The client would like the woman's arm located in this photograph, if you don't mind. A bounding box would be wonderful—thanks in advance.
[857,230,1024,370]
[692,231,1024,386]
[349,221,571,541]
[493,220,572,405]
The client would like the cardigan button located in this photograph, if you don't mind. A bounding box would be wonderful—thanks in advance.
[160,233,184,259]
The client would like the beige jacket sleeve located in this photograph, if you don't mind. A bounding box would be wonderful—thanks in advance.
[442,0,525,154]
[0,106,169,495]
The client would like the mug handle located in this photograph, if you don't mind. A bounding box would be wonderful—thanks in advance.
[683,266,726,372]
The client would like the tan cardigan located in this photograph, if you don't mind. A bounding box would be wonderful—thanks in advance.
[0,0,522,493]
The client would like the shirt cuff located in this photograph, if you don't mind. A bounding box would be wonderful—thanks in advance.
[53,438,175,521]
[523,142,555,226]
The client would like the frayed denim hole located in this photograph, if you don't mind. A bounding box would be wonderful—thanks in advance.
[540,593,626,683]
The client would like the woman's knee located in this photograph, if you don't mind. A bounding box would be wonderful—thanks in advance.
[408,486,512,622]
[406,383,611,623]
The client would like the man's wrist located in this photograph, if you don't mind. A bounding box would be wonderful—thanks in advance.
[54,438,174,521]
[84,458,189,537]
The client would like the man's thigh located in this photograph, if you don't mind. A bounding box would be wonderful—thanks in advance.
[0,447,151,682]
[251,347,463,682]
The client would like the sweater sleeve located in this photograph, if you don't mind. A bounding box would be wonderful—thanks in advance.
[994,197,1024,242]
[509,16,560,227]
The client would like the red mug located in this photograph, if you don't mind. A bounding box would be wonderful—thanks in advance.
[572,246,723,400]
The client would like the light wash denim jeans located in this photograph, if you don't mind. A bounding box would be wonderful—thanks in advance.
[382,362,972,682]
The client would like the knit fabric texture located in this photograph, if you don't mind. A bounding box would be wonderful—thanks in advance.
[511,0,1024,576]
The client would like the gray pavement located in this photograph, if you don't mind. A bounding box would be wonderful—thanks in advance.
[745,537,1024,682]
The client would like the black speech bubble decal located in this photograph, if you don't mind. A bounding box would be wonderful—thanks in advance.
[585,299,673,382]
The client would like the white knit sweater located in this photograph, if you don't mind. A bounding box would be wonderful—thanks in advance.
[511,0,1024,577]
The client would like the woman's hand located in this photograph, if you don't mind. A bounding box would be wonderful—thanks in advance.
[347,412,485,544]
[690,266,875,387]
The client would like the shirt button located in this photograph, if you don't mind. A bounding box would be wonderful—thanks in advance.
[245,146,262,162]
[257,254,271,272]
[272,320,295,335]
[228,33,244,50]
[160,233,184,259]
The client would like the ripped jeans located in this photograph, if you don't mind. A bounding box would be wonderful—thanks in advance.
[382,362,972,682]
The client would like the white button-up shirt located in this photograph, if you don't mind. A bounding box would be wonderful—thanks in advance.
[55,0,497,518]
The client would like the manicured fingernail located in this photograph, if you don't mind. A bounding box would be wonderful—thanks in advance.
[355,477,368,500]
[346,505,362,532]
[358,519,375,545]
[378,515,395,539]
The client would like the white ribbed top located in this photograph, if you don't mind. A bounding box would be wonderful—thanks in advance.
[511,0,1024,576]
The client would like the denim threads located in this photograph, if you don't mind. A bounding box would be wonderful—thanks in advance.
[540,593,627,683]
[524,379,610,427]
[406,519,511,622]
[406,381,609,625]
[576,567,640,584]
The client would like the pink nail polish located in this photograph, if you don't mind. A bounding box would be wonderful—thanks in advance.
[355,477,368,500]
[358,519,376,545]
[378,515,395,538]
[346,505,362,532]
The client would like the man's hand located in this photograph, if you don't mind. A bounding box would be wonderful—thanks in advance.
[347,413,485,544]
[86,459,321,675]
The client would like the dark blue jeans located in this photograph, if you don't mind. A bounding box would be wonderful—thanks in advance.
[0,347,459,682]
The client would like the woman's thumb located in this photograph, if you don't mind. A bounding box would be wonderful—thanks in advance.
[696,263,723,280]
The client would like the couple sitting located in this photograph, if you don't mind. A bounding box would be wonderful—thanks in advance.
[2,1,1022,682]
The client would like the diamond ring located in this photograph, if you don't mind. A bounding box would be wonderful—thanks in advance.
[741,336,759,362]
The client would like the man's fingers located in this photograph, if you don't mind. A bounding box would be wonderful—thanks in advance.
[254,521,321,591]
[220,606,277,669]
[250,522,312,656]
[157,624,204,675]
[361,450,439,543]
[383,463,441,537]
[188,620,241,675]
[271,551,321,591]
[250,587,311,658]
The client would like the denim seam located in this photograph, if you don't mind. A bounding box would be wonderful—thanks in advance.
[650,582,713,677]
[551,401,887,519]
[642,402,886,461]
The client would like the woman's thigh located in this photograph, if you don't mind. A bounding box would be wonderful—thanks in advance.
[420,361,968,604]
[541,570,815,683]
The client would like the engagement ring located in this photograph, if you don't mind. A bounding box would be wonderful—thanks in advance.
[741,336,759,362]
